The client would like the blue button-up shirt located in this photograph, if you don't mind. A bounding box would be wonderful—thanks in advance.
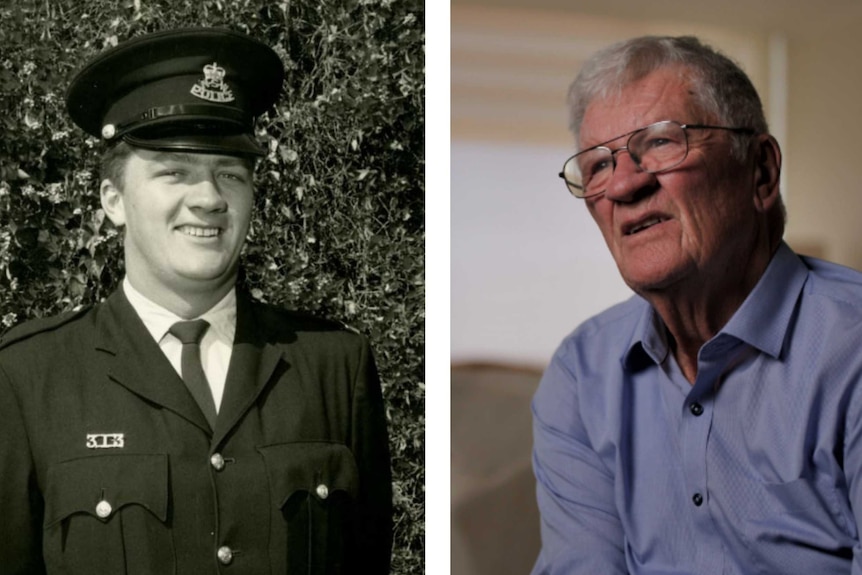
[532,243,862,574]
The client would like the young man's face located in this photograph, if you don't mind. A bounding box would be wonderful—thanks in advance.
[101,147,254,303]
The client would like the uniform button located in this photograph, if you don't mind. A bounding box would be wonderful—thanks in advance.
[210,453,226,471]
[692,493,704,506]
[217,546,233,565]
[95,499,112,518]
[316,483,329,500]
[690,402,704,416]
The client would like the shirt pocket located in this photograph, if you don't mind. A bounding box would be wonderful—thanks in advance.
[43,453,174,575]
[258,441,360,575]
[740,473,855,574]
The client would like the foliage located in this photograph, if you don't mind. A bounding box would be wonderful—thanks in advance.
[0,0,425,572]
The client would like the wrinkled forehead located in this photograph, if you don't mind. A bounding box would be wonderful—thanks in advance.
[577,67,705,151]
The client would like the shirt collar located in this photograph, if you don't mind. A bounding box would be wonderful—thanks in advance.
[623,242,809,369]
[623,301,669,370]
[720,242,808,358]
[122,277,237,344]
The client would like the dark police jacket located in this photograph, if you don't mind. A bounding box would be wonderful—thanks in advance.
[0,288,392,575]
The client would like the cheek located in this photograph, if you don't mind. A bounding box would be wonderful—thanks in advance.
[231,190,255,223]
[586,200,610,229]
[679,187,750,251]
[586,204,620,253]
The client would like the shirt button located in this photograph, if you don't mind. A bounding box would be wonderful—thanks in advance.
[316,483,329,500]
[690,402,704,416]
[692,493,704,506]
[210,453,226,471]
[95,499,112,518]
[217,546,233,565]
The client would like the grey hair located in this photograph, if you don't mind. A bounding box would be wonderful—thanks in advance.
[568,36,768,159]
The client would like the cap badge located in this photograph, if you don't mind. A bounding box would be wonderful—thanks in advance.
[190,62,235,103]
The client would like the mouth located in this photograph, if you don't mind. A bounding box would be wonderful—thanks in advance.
[176,225,222,238]
[624,216,667,236]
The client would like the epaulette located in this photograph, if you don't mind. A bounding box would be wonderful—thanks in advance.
[338,321,361,335]
[0,306,92,351]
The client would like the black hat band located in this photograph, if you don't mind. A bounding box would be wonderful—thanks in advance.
[105,103,251,140]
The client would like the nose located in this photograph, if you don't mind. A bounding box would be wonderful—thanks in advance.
[602,150,658,203]
[188,175,228,212]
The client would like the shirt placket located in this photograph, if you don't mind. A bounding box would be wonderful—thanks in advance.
[679,337,742,574]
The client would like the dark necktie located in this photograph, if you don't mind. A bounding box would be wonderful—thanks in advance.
[169,319,217,428]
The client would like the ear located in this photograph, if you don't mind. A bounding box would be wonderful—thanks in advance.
[100,178,126,227]
[752,134,782,213]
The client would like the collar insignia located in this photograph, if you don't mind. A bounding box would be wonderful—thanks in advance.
[190,62,235,103]
[86,433,125,449]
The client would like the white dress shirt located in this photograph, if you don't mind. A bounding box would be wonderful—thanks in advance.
[122,278,236,411]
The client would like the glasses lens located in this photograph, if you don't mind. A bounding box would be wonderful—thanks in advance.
[561,156,585,197]
[564,148,613,198]
[628,122,688,173]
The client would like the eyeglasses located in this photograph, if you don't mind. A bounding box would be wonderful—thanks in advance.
[559,120,755,199]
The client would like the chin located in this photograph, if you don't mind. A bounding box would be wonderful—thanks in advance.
[173,265,236,287]
[619,262,687,294]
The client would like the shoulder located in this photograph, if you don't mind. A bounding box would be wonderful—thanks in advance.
[244,296,369,349]
[0,306,94,353]
[556,295,645,356]
[543,294,645,382]
[799,254,862,311]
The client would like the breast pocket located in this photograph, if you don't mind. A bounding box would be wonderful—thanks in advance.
[258,442,360,575]
[43,453,174,575]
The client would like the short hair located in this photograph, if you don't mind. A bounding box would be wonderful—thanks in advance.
[568,36,768,159]
[99,140,134,190]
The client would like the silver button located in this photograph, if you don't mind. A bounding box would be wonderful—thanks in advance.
[316,483,329,500]
[217,545,233,565]
[101,124,116,139]
[210,453,225,471]
[95,499,112,518]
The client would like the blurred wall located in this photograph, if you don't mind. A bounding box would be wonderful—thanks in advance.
[451,5,783,367]
[785,25,862,270]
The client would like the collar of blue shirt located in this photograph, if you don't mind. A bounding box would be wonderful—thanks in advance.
[623,241,808,371]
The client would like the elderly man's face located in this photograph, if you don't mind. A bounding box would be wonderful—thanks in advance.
[579,66,760,295]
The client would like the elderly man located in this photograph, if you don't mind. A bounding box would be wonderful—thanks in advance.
[532,35,862,574]
[0,28,391,575]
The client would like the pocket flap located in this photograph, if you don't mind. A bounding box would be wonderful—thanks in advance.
[45,453,169,527]
[258,442,359,508]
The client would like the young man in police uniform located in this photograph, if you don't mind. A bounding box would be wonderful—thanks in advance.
[0,28,392,575]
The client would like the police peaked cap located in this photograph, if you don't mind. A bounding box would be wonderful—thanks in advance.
[66,28,284,157]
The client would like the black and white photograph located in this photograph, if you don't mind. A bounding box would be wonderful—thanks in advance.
[0,1,424,573]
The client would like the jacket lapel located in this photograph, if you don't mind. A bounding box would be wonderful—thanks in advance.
[95,289,212,434]
[213,292,286,443]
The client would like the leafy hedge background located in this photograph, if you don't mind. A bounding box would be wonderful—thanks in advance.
[0,0,424,572]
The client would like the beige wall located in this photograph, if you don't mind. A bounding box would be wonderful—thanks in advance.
[453,4,862,272]
[452,6,772,148]
[786,25,862,269]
